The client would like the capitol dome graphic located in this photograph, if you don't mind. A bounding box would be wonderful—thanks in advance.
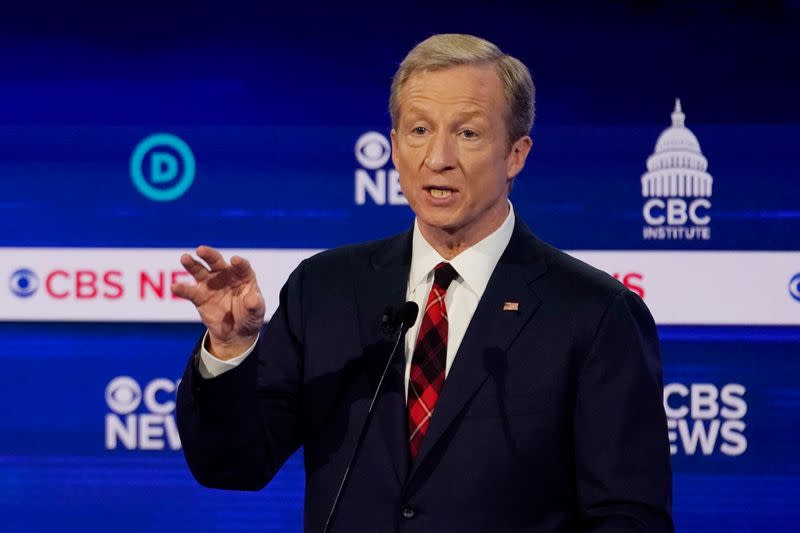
[641,99,713,198]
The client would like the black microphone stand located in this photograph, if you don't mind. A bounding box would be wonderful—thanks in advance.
[323,303,418,533]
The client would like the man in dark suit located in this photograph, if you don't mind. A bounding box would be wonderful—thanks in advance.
[174,34,673,532]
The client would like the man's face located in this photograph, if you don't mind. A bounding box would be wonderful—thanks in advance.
[391,63,531,245]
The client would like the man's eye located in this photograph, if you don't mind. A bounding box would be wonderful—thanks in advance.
[461,129,478,139]
[412,127,428,135]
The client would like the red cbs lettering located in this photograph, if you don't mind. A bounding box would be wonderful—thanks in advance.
[103,271,124,299]
[45,270,70,299]
[75,270,98,299]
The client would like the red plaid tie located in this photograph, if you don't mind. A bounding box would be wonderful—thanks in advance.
[407,261,458,461]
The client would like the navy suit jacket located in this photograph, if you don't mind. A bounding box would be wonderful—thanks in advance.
[177,215,673,532]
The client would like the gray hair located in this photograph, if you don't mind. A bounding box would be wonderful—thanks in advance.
[389,34,535,146]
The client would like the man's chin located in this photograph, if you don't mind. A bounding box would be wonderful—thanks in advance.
[417,214,465,235]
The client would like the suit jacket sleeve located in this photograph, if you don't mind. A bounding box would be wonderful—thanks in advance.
[575,288,674,532]
[176,262,306,490]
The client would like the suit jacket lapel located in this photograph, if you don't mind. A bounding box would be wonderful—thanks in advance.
[408,216,548,481]
[353,230,413,483]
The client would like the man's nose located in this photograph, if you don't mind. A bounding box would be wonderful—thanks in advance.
[424,132,457,172]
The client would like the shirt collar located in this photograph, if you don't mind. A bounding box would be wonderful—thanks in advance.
[409,201,516,298]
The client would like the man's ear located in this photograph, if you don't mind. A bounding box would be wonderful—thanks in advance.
[506,135,533,180]
[390,128,398,169]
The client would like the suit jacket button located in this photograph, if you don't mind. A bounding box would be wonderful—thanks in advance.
[401,506,415,519]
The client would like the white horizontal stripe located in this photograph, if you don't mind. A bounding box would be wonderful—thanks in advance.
[1,248,798,326]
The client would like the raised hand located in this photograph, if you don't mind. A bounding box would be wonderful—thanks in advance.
[171,245,266,360]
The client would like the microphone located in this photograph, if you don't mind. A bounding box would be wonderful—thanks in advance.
[324,301,419,533]
[381,301,419,335]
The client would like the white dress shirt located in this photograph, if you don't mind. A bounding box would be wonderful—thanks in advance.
[401,204,514,396]
[198,203,516,396]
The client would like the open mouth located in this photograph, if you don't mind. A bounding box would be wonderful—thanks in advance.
[425,186,457,199]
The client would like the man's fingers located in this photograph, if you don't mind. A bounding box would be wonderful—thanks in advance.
[196,245,228,272]
[171,282,199,304]
[243,290,265,315]
[230,255,255,281]
[180,253,210,282]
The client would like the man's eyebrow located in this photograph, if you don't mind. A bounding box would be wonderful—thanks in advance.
[403,105,430,118]
[403,107,488,121]
[451,110,488,121]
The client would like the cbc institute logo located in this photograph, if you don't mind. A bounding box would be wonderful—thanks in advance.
[641,99,713,241]
[130,133,196,202]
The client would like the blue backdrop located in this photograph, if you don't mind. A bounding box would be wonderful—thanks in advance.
[1,2,798,531]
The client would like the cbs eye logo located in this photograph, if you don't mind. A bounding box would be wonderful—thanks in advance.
[355,131,391,170]
[105,376,142,414]
[130,133,196,202]
[790,273,800,303]
[9,268,39,298]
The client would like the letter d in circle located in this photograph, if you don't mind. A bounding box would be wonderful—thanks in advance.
[150,152,179,184]
[130,133,196,202]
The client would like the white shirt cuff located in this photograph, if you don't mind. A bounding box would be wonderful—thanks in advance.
[197,330,259,379]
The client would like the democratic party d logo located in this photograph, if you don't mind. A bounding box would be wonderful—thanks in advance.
[130,133,196,201]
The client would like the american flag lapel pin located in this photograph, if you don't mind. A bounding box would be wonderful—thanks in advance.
[503,301,519,312]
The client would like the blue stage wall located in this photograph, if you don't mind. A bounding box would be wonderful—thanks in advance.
[1,3,798,531]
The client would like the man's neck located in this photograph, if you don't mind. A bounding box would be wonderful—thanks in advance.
[417,202,510,260]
